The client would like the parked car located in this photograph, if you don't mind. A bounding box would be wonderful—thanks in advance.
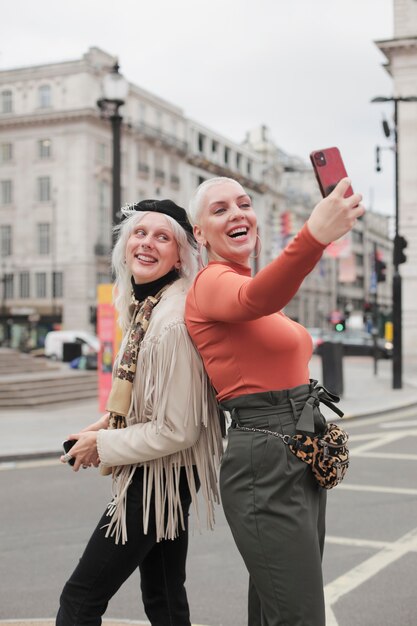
[317,329,393,359]
[44,330,100,361]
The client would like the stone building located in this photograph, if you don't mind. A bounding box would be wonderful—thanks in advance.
[0,47,392,348]
[375,0,417,355]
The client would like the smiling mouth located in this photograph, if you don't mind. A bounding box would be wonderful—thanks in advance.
[135,254,157,264]
[228,227,249,239]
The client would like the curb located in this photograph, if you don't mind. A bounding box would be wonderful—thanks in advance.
[0,450,60,464]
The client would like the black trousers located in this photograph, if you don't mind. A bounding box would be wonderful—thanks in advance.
[56,467,196,626]
[220,385,327,626]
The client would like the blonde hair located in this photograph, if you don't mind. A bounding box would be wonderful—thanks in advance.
[188,176,241,225]
[112,211,198,332]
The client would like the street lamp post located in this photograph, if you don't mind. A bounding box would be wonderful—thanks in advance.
[371,95,417,389]
[97,62,129,230]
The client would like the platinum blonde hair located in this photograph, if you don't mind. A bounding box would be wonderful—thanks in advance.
[188,176,242,225]
[112,210,198,332]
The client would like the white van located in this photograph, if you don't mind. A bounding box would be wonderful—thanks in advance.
[44,330,100,361]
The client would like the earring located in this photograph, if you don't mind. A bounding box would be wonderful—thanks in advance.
[250,234,262,260]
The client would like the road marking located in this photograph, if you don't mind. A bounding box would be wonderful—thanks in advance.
[349,431,410,455]
[325,525,417,606]
[380,419,417,429]
[326,535,391,550]
[346,408,417,429]
[325,604,338,626]
[337,483,417,496]
[354,451,417,461]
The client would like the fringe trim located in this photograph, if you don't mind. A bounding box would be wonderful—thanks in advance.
[102,321,223,544]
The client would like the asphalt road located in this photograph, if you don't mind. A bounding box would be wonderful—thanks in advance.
[2,406,417,626]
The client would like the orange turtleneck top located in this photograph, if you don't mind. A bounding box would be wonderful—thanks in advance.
[185,223,327,402]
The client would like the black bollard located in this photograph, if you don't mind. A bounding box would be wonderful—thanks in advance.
[319,341,344,396]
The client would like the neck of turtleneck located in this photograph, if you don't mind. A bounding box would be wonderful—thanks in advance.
[131,268,179,302]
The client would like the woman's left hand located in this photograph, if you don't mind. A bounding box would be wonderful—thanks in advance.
[60,432,100,472]
[307,178,364,245]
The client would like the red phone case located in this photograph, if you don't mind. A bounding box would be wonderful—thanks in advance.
[310,147,353,198]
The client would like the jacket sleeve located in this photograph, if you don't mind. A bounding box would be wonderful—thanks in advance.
[193,223,326,322]
[96,323,202,467]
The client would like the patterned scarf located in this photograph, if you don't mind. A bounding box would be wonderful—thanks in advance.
[101,284,170,475]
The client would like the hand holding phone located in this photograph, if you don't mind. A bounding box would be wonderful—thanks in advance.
[310,147,353,198]
[62,439,76,466]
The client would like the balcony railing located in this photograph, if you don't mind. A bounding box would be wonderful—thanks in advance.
[135,122,187,153]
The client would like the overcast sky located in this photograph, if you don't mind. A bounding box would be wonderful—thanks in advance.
[1,0,396,215]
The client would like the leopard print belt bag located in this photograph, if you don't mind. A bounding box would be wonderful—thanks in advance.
[236,421,349,489]
[233,383,349,489]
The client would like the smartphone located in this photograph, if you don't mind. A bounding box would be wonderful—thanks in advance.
[62,439,76,466]
[310,147,353,198]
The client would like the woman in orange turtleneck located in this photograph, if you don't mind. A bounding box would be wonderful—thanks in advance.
[185,176,364,626]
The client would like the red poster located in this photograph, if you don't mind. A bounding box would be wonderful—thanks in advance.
[97,286,116,412]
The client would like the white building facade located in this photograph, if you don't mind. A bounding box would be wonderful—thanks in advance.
[376,0,417,355]
[0,47,392,347]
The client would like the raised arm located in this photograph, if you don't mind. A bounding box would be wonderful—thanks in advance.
[192,178,363,323]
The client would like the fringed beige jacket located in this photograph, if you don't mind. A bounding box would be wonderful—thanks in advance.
[96,278,223,544]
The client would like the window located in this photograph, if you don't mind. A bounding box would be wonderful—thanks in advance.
[52,271,63,297]
[154,152,165,179]
[19,272,30,298]
[37,176,51,202]
[0,180,12,205]
[247,160,252,175]
[38,85,51,108]
[0,143,13,163]
[38,139,51,159]
[4,273,13,299]
[139,103,146,123]
[224,147,230,165]
[211,140,218,153]
[1,90,12,114]
[198,133,206,154]
[155,110,162,130]
[35,272,47,298]
[37,223,50,255]
[236,153,242,170]
[0,225,12,256]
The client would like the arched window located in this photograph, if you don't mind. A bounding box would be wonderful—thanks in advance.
[38,84,51,108]
[1,90,13,114]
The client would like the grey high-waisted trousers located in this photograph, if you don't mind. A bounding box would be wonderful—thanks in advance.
[219,383,327,626]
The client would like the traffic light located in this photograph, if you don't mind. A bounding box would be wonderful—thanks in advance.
[374,250,386,283]
[394,234,407,266]
[334,319,346,332]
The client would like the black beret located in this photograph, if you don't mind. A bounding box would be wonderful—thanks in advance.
[128,199,193,236]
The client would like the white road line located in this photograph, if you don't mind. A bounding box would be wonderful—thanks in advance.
[324,604,339,626]
[326,536,392,550]
[354,451,417,461]
[346,409,417,429]
[337,483,417,496]
[349,431,409,455]
[325,526,417,605]
[380,419,417,429]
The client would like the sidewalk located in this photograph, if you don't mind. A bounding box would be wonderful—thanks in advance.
[1,355,417,464]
